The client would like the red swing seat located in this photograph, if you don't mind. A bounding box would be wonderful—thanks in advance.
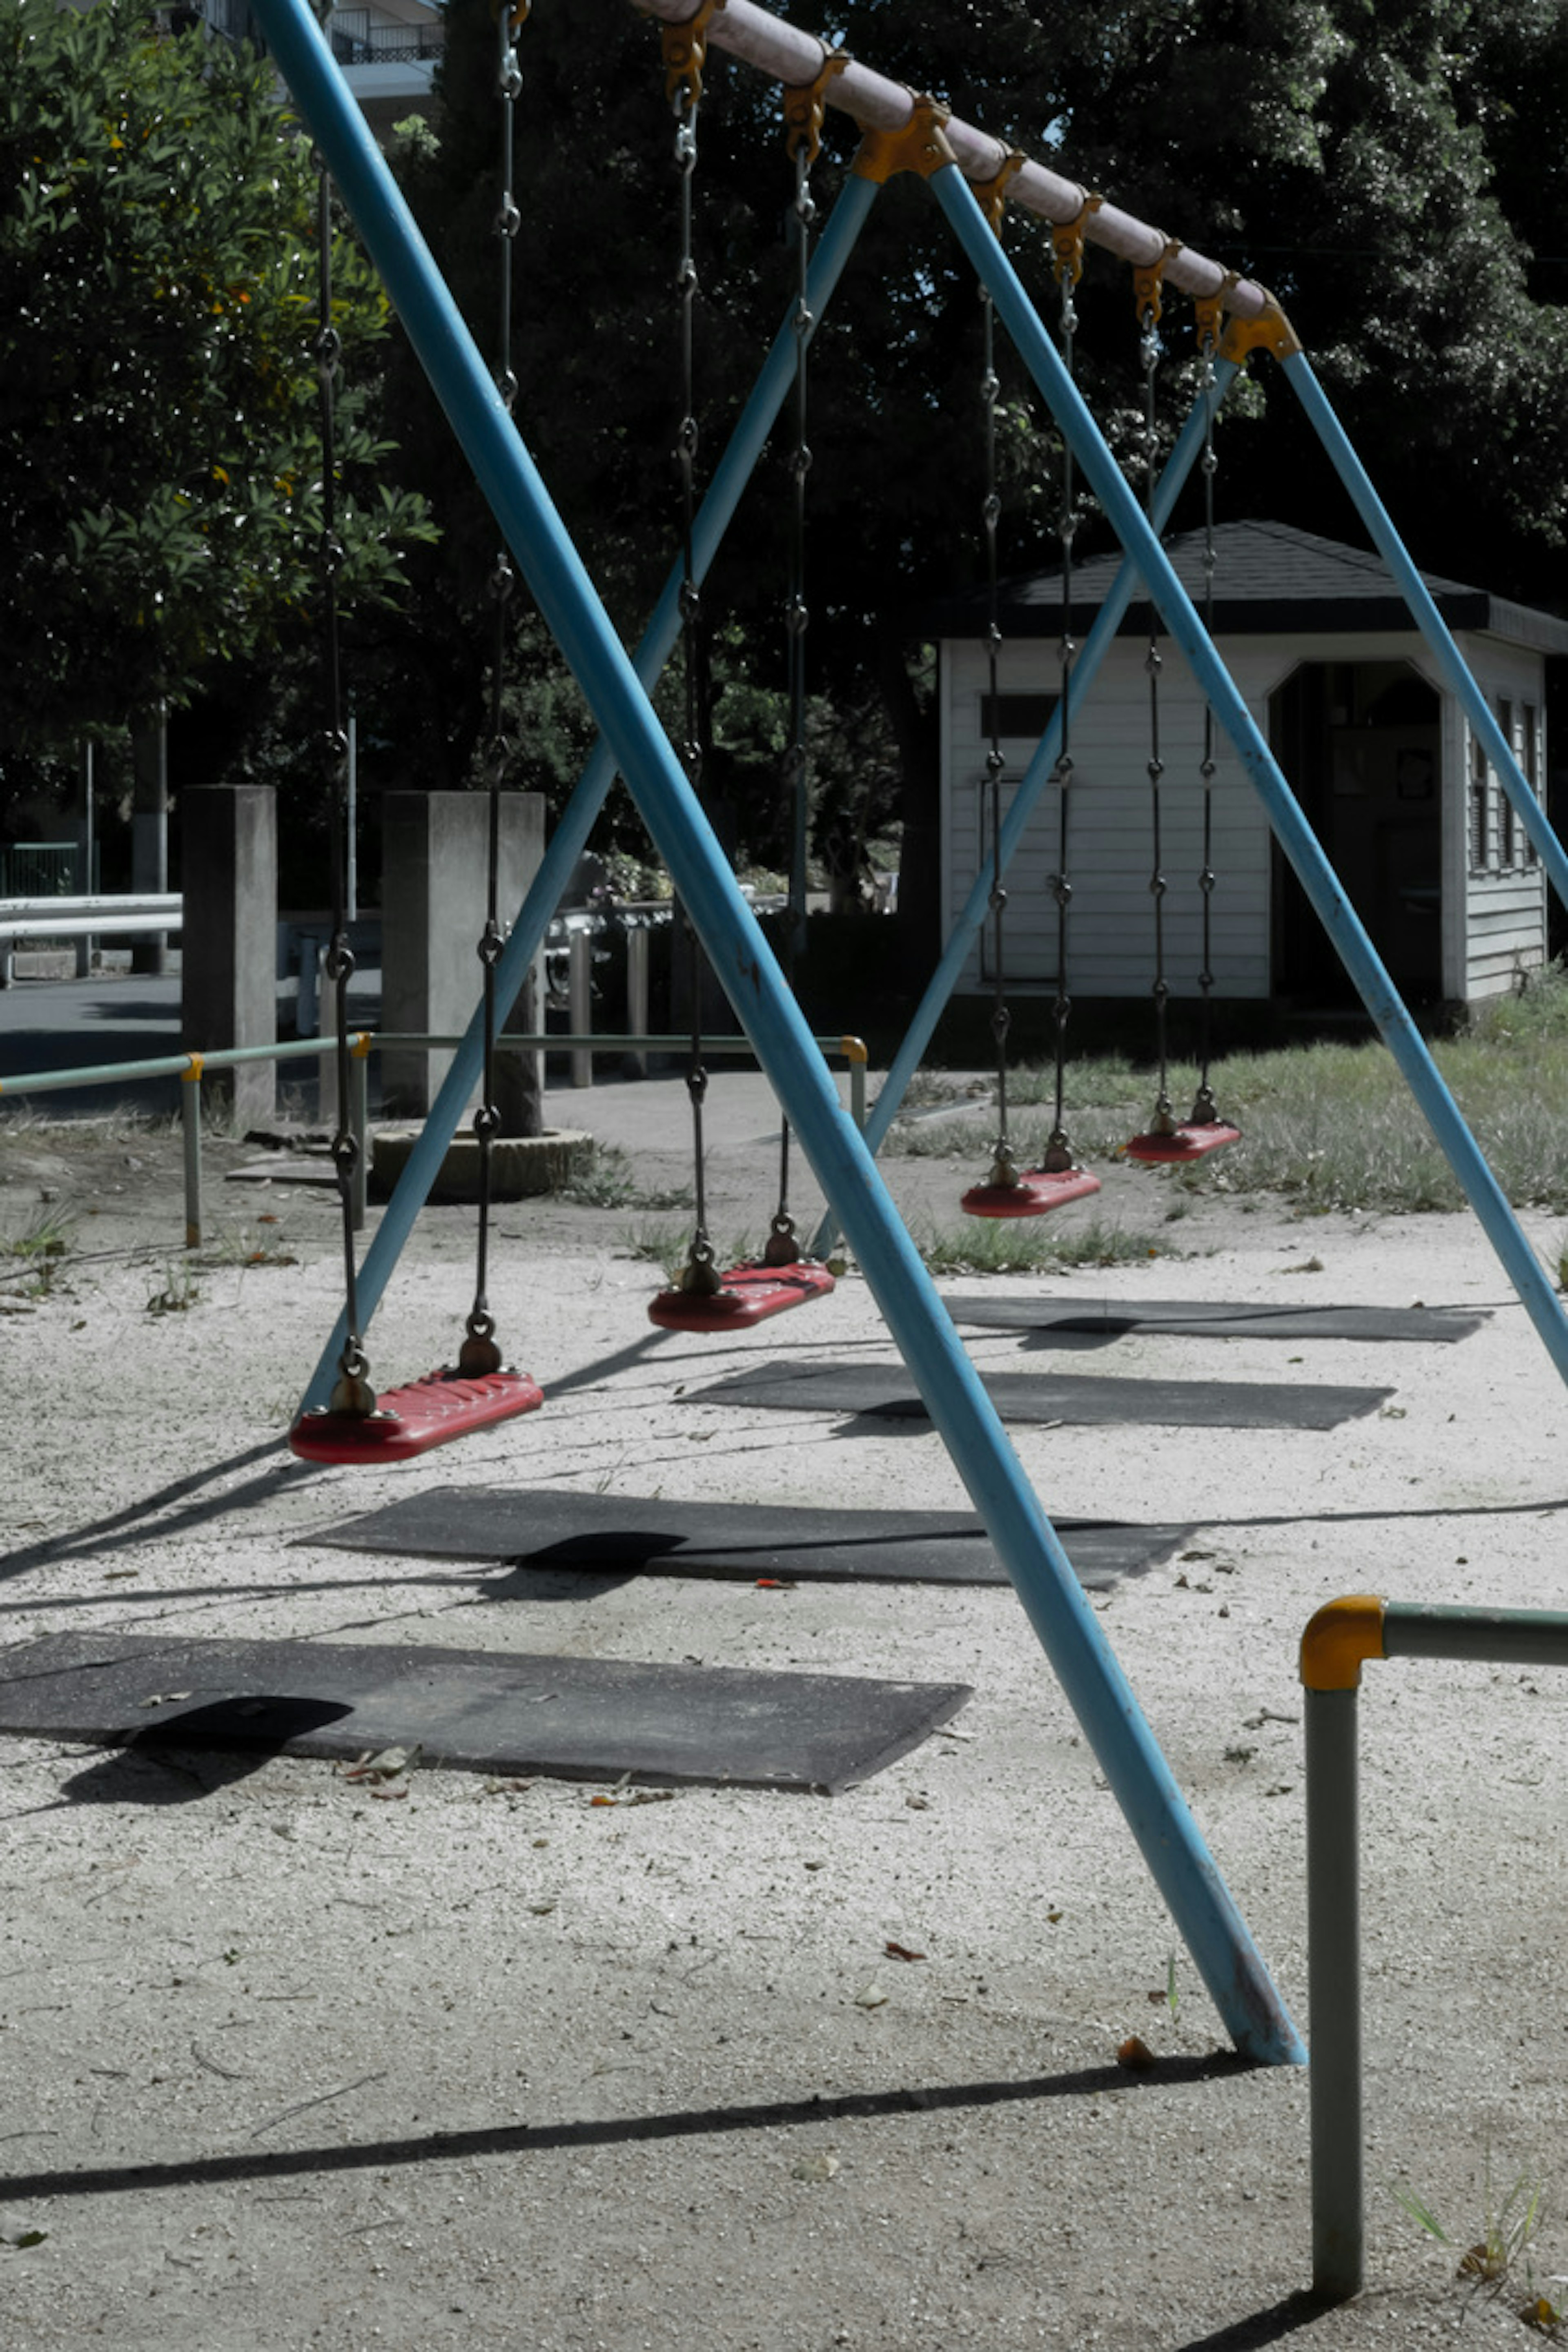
[289,1366,544,1465]
[1124,1120,1240,1167]
[648,1258,835,1333]
[962,1165,1101,1220]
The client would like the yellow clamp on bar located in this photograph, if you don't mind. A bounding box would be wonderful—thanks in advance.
[182,1054,205,1084]
[853,93,956,185]
[838,1035,869,1066]
[783,42,850,168]
[1192,268,1242,355]
[1049,189,1104,286]
[659,0,727,113]
[351,1030,374,1060]
[1300,1596,1387,1692]
[490,0,528,31]
[1132,233,1183,325]
[969,147,1029,232]
[1218,291,1303,366]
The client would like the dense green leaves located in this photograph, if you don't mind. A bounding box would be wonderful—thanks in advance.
[0,0,433,749]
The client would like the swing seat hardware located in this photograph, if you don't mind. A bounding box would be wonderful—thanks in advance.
[962,1166,1102,1220]
[1124,1120,1240,1166]
[648,1259,835,1332]
[289,1368,544,1464]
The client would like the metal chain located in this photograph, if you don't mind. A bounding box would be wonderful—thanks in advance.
[669,56,722,1297]
[1043,245,1080,1176]
[763,106,822,1267]
[980,270,1018,1192]
[1191,310,1222,1127]
[1140,288,1174,1136]
[460,0,527,1379]
[314,152,374,1419]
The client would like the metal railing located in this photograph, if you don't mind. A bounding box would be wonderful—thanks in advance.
[0,844,80,898]
[0,1029,867,1252]
[1302,1596,1568,2302]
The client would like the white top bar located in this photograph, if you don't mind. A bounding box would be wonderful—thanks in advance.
[632,0,1269,319]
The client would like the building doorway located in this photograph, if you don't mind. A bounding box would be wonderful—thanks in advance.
[1270,659,1442,1005]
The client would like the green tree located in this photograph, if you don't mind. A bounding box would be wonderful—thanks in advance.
[370,0,1568,970]
[0,0,433,757]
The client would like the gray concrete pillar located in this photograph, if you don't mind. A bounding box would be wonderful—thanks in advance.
[380,791,545,1120]
[180,785,278,1129]
[130,709,170,977]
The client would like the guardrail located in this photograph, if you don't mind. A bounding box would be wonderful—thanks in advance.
[0,1029,867,1251]
[0,893,182,985]
[1302,1596,1568,2302]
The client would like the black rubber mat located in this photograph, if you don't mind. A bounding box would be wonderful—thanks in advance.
[0,1632,971,1794]
[942,1294,1488,1345]
[692,1363,1392,1430]
[320,1488,1195,1592]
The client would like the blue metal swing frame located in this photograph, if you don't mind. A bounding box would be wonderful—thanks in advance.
[253,0,1568,2069]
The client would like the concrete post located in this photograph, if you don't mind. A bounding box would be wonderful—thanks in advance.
[380,791,545,1119]
[130,708,170,977]
[180,786,278,1129]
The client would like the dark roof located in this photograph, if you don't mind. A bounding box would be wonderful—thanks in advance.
[920,519,1568,654]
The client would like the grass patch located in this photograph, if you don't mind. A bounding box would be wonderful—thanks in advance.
[889,965,1568,1216]
[912,1213,1172,1277]
[562,1145,693,1214]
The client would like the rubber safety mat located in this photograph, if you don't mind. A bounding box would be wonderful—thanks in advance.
[690,1363,1392,1430]
[941,1294,1488,1345]
[0,1632,971,1795]
[320,1488,1195,1592]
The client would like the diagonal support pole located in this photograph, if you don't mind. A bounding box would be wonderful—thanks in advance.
[300,170,881,1415]
[255,0,1304,2068]
[929,160,1568,1396]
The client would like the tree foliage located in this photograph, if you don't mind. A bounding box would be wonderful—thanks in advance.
[368,0,1566,940]
[0,0,433,752]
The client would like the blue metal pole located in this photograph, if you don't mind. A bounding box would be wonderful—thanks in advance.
[809,361,1240,1257]
[1284,351,1568,914]
[929,161,1568,1394]
[256,0,1302,2067]
[299,169,880,1413]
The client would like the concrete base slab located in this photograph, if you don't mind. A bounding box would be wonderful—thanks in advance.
[692,1363,1393,1430]
[317,1486,1196,1591]
[0,1631,972,1795]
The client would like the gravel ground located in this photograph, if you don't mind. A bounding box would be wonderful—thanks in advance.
[1,1067,1565,2352]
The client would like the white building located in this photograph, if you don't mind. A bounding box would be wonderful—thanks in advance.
[192,0,443,136]
[932,519,1566,1013]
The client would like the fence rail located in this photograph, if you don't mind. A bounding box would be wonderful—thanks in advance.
[0,1029,866,1251]
[1302,1596,1568,2303]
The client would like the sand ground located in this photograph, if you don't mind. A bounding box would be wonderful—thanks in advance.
[1,1062,1565,2351]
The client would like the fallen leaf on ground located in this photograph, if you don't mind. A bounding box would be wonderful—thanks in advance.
[884,1941,926,1962]
[791,2152,840,2183]
[855,1982,889,2009]
[1117,2034,1158,2069]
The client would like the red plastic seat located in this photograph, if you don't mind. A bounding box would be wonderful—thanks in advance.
[289,1367,543,1464]
[961,1167,1102,1220]
[1123,1120,1240,1166]
[648,1259,835,1332]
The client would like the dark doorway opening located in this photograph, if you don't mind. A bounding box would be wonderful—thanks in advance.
[1270,660,1442,1005]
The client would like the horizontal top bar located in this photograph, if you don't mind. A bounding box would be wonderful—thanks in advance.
[631,0,1269,318]
[0,895,181,919]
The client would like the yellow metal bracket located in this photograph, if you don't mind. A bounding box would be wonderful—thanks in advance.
[783,42,850,167]
[853,94,956,185]
[1049,189,1104,285]
[1192,268,1241,354]
[1133,234,1183,325]
[1301,1596,1388,1692]
[1218,290,1303,365]
[660,0,727,113]
[181,1054,205,1085]
[969,147,1029,232]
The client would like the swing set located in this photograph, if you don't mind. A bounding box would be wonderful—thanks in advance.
[255,0,1568,2067]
